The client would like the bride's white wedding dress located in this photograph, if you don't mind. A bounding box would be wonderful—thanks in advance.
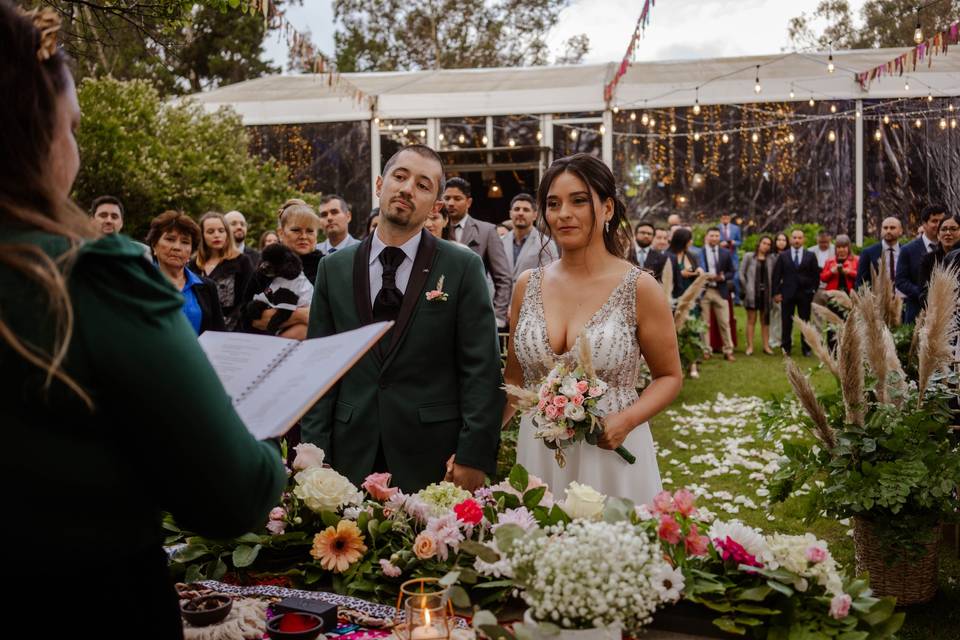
[514,266,662,506]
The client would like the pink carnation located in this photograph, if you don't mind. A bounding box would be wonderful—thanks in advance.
[362,472,399,501]
[379,559,402,578]
[453,498,484,525]
[673,489,696,517]
[829,593,852,619]
[658,514,682,545]
[805,545,827,564]
[652,490,677,515]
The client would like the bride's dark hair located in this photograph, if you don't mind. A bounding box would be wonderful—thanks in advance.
[536,153,630,259]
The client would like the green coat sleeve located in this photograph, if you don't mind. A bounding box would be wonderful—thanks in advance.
[452,251,505,474]
[73,239,286,537]
[300,256,336,452]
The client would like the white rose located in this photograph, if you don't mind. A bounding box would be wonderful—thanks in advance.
[292,443,326,471]
[561,482,606,520]
[563,403,586,422]
[558,376,579,397]
[293,466,363,513]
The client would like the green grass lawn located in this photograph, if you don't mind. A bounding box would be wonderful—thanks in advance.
[498,304,960,637]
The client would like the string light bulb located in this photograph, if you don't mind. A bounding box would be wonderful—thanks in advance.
[721,132,730,143]
[374,117,380,125]
[630,111,637,121]
[458,133,465,144]
[828,130,836,142]
[419,129,425,138]
[669,123,677,133]
[874,128,882,141]
[754,65,762,94]
[883,114,891,124]
[569,129,578,140]
[855,110,861,118]
[693,87,701,115]
[536,130,543,141]
[508,138,516,147]
[641,113,649,125]
[649,117,657,127]
[950,104,956,112]
[751,132,759,143]
[928,93,934,102]
[438,133,445,141]
[693,131,701,141]
[809,97,816,107]
[940,118,948,130]
[612,106,620,114]
[789,85,795,99]
[402,127,408,135]
[787,131,796,143]
[481,134,488,145]
[952,119,958,129]
[914,118,923,128]
[904,79,910,91]
[827,46,835,74]
[914,9,924,44]
[830,103,837,113]
[599,124,606,135]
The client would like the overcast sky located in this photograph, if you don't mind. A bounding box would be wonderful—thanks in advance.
[263,0,869,70]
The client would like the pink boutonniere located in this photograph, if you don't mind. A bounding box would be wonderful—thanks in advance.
[425,275,449,302]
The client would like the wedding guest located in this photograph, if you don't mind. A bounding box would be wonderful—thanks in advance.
[772,229,820,357]
[317,194,360,254]
[259,229,279,250]
[699,227,736,362]
[188,211,254,331]
[739,235,774,356]
[920,213,960,306]
[667,227,704,378]
[277,198,323,283]
[424,202,451,240]
[652,226,670,251]
[90,194,124,235]
[224,209,261,268]
[898,204,946,323]
[718,212,742,304]
[811,231,835,268]
[820,235,858,293]
[366,208,380,237]
[0,5,286,635]
[768,232,789,351]
[856,216,903,290]
[146,211,225,334]
[502,193,558,290]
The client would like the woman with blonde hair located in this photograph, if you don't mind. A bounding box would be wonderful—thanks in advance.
[0,3,285,635]
[188,210,254,330]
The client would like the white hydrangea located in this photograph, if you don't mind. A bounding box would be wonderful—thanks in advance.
[504,520,671,632]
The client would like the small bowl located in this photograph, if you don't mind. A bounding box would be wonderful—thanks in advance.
[181,594,233,627]
[266,612,325,640]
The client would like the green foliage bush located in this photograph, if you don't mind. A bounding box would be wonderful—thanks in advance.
[74,77,308,242]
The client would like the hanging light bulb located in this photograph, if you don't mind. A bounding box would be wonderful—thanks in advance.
[855,110,862,118]
[536,130,543,141]
[874,128,882,141]
[940,118,948,130]
[751,131,759,143]
[438,133,445,141]
[914,118,923,128]
[693,101,701,116]
[649,117,657,127]
[914,9,924,44]
[928,93,934,102]
[402,127,408,135]
[789,83,795,99]
[569,129,578,140]
[950,104,956,112]
[787,131,796,143]
[630,111,637,121]
[458,133,465,144]
[600,124,608,135]
[827,46,835,74]
[419,129,425,138]
[641,113,649,125]
[809,97,816,107]
[952,119,958,129]
[721,132,730,143]
[481,134,488,145]
[612,106,620,114]
[830,103,837,113]
[374,117,380,125]
[669,123,677,133]
[693,131,701,142]
[753,65,762,94]
[904,79,910,91]
[828,130,837,142]
[508,138,516,147]
[883,114,891,124]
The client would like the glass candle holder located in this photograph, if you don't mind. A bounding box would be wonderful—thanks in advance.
[393,578,452,640]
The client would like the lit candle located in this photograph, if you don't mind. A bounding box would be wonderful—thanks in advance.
[410,608,444,640]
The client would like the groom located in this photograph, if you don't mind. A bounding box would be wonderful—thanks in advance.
[302,145,504,493]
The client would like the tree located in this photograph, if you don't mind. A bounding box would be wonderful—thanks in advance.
[787,0,960,50]
[44,1,283,94]
[331,0,589,72]
[74,77,306,241]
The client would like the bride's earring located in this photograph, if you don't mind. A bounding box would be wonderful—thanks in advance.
[604,220,610,233]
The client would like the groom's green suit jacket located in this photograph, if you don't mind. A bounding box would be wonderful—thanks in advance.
[301,230,504,492]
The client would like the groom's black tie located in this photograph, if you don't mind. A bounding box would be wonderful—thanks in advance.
[374,246,406,323]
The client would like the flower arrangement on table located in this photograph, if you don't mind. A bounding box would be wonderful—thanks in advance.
[765,267,960,603]
[167,449,901,637]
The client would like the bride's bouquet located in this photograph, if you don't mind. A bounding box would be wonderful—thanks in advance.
[506,333,636,468]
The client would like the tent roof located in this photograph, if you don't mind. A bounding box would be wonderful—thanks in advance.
[190,48,960,125]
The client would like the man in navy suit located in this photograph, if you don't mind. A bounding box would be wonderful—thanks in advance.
[719,213,742,304]
[772,229,820,357]
[699,227,737,361]
[896,204,946,324]
[855,217,903,290]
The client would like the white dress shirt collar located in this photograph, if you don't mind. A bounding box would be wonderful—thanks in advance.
[370,228,421,266]
[922,234,936,252]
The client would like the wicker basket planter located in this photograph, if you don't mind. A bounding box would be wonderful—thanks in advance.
[853,516,940,606]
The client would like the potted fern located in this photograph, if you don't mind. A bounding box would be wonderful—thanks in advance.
[769,264,960,605]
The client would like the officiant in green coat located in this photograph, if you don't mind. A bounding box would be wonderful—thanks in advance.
[302,146,504,492]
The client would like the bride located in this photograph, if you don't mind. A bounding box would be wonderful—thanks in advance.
[502,154,682,506]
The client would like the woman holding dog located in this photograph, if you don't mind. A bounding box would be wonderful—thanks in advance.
[147,210,225,334]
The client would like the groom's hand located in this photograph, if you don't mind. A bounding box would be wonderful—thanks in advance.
[450,462,486,492]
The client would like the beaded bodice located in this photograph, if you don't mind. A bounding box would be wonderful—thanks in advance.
[514,267,642,416]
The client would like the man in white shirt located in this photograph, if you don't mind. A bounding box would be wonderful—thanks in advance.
[317,194,361,255]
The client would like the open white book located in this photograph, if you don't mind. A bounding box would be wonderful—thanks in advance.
[198,322,392,440]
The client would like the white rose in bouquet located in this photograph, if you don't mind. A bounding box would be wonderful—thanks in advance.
[293,466,363,513]
[563,402,586,422]
[561,481,606,520]
[291,443,326,471]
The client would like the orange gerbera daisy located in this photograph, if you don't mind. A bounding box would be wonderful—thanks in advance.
[310,520,367,573]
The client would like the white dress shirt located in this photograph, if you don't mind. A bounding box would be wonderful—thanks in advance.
[882,240,901,272]
[317,234,359,254]
[369,230,421,307]
[705,244,719,273]
[922,234,937,253]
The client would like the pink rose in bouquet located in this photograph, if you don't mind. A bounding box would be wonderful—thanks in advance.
[362,472,398,501]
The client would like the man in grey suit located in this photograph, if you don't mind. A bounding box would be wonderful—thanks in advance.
[501,193,558,288]
[444,177,512,327]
